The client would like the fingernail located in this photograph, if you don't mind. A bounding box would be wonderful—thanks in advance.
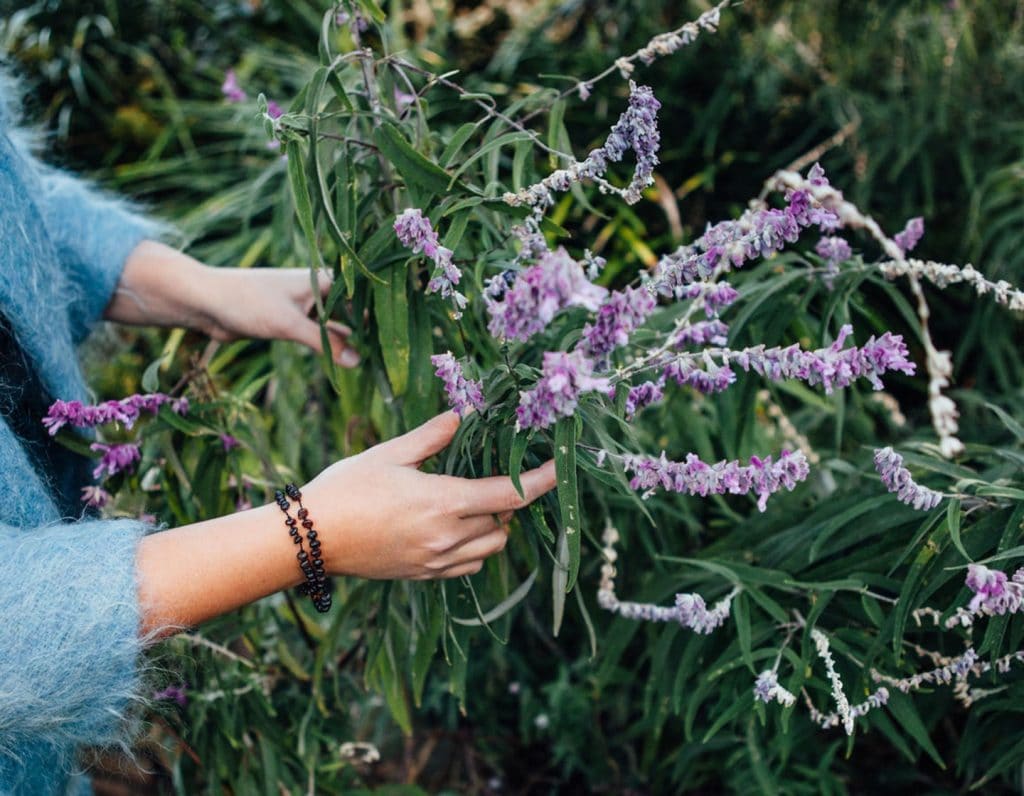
[338,348,361,367]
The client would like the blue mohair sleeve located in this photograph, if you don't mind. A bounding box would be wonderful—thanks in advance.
[34,167,164,343]
[0,518,149,790]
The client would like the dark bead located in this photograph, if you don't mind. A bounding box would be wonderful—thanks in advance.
[309,543,321,554]
[297,508,308,520]
[285,518,297,528]
[312,558,324,568]
[301,519,313,529]
[292,536,302,544]
[289,526,299,535]
[285,484,301,500]
[297,550,308,561]
[306,530,318,541]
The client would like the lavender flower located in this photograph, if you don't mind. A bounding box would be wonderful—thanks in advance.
[503,82,661,210]
[670,319,730,348]
[43,393,187,435]
[220,433,241,452]
[625,376,666,419]
[663,357,736,394]
[964,564,1024,616]
[754,670,796,707]
[598,523,736,634]
[266,100,284,120]
[153,684,188,707]
[394,209,467,315]
[221,69,247,103]
[579,287,657,360]
[516,351,610,431]
[722,324,916,394]
[873,447,943,511]
[894,217,925,254]
[653,166,840,294]
[812,629,854,735]
[621,448,809,511]
[90,442,141,480]
[487,248,607,342]
[815,236,852,288]
[431,352,486,417]
[80,485,111,509]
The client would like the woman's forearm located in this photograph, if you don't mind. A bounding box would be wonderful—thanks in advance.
[105,240,218,329]
[136,503,303,639]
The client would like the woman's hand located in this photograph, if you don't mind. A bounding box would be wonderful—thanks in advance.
[108,240,359,366]
[302,412,558,580]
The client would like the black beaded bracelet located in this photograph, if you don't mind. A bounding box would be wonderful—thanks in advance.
[274,484,332,613]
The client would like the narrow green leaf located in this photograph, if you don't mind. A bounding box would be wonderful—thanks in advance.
[947,499,968,561]
[887,692,945,768]
[373,122,453,196]
[554,418,582,592]
[734,592,754,672]
[374,264,410,396]
[509,432,530,498]
[286,140,323,270]
[451,569,538,626]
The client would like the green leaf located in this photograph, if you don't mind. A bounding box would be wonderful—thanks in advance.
[373,122,454,197]
[141,357,162,393]
[554,418,582,592]
[446,131,535,189]
[887,692,945,768]
[986,401,1024,443]
[734,592,754,672]
[440,122,482,167]
[947,499,968,561]
[355,0,386,23]
[286,140,323,270]
[451,569,538,626]
[374,264,411,396]
[509,431,530,498]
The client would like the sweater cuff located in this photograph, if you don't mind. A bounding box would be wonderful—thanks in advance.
[36,171,167,342]
[0,519,149,761]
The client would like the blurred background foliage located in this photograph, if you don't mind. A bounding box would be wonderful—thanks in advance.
[3,0,1024,793]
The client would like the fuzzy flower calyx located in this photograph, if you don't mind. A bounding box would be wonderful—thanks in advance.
[431,353,486,417]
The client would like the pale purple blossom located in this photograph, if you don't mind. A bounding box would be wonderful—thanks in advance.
[516,351,610,431]
[964,564,1024,616]
[487,248,607,342]
[663,357,736,394]
[43,393,188,435]
[653,165,840,294]
[894,217,925,255]
[625,377,666,419]
[220,433,241,452]
[579,287,657,360]
[153,684,188,707]
[431,352,486,417]
[90,442,142,480]
[394,209,467,315]
[266,100,284,120]
[754,670,796,707]
[670,319,730,348]
[815,236,852,287]
[723,324,916,394]
[621,448,809,511]
[80,485,110,508]
[873,447,943,510]
[221,69,246,103]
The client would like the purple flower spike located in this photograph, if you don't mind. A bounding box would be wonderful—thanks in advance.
[579,286,657,360]
[516,351,610,431]
[487,248,607,342]
[873,447,943,511]
[44,392,188,435]
[622,448,809,511]
[394,209,467,315]
[964,564,1024,616]
[221,69,247,103]
[266,100,284,119]
[90,442,141,480]
[80,485,111,508]
[894,217,925,255]
[153,684,188,707]
[431,352,486,417]
[625,376,666,419]
[220,433,241,452]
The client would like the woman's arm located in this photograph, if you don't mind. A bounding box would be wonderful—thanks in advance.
[107,240,360,366]
[137,413,556,637]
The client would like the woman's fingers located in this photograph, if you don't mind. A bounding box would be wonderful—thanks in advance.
[288,314,360,367]
[437,528,509,570]
[457,460,557,517]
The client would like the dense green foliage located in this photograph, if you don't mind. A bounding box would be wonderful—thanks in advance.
[5,2,1024,794]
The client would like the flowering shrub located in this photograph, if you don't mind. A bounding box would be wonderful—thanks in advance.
[33,0,1024,791]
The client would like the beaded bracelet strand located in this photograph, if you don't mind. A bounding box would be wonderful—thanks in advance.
[274,485,332,613]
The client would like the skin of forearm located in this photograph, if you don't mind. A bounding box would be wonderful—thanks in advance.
[135,503,305,639]
[105,240,218,329]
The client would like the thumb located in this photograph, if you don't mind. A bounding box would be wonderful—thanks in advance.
[377,411,461,466]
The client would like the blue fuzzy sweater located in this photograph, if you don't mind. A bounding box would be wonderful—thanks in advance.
[0,72,160,795]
